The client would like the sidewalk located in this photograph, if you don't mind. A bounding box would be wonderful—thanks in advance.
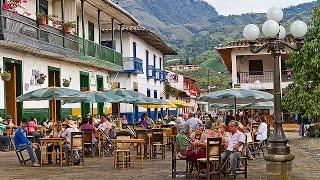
[0,132,319,179]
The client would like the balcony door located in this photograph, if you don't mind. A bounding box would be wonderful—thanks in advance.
[96,75,104,115]
[80,72,90,117]
[4,58,22,125]
[48,67,61,121]
[133,42,137,58]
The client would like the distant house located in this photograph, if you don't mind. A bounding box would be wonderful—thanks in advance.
[102,26,177,122]
[166,64,200,72]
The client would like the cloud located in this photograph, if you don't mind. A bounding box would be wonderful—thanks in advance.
[204,0,315,15]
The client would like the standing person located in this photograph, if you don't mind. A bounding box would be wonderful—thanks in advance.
[185,113,202,132]
[221,120,245,177]
[14,119,41,167]
[255,116,268,144]
[0,117,9,152]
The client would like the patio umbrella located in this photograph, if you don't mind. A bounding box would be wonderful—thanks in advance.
[63,91,124,115]
[16,87,86,102]
[197,88,273,114]
[244,101,274,109]
[104,89,164,123]
[16,87,86,124]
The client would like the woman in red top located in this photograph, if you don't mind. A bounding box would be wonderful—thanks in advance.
[28,117,43,143]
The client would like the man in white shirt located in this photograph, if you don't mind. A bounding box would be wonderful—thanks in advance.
[185,113,202,132]
[256,117,268,143]
[221,120,246,177]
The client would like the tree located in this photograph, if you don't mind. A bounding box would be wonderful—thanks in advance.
[185,58,191,65]
[282,5,320,118]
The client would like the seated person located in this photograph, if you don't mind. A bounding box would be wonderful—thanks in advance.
[139,113,155,129]
[28,117,44,142]
[14,119,41,167]
[204,120,217,138]
[80,117,98,144]
[255,116,268,144]
[61,124,80,161]
[5,115,15,128]
[176,124,191,157]
[0,117,10,152]
[47,121,65,164]
[98,115,116,138]
[221,120,245,176]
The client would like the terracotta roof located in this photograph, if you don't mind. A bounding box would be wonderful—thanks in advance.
[102,26,177,55]
[215,35,296,49]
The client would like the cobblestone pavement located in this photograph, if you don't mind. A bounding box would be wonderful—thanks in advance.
[1,132,320,180]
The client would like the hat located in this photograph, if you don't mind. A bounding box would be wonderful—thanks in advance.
[67,115,72,120]
[5,115,12,120]
[77,115,82,118]
[0,117,3,123]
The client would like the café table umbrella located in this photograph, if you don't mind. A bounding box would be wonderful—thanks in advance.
[63,91,124,115]
[197,88,274,114]
[16,87,86,124]
[104,89,158,123]
[244,101,274,109]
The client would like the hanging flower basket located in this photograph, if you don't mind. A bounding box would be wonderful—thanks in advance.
[37,77,45,84]
[0,71,11,82]
[36,12,48,25]
[38,17,47,25]
[63,26,72,33]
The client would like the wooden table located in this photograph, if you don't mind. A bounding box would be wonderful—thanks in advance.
[112,139,144,169]
[39,138,65,166]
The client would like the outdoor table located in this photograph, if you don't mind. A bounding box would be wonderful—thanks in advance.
[112,138,144,169]
[39,137,65,166]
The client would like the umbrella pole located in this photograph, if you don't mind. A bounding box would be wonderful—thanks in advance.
[234,97,237,117]
[132,103,135,124]
[91,103,94,116]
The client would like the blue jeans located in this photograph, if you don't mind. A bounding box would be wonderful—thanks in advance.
[18,144,40,163]
[221,150,241,173]
[0,135,9,150]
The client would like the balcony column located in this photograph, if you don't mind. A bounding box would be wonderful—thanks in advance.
[81,0,85,55]
[98,10,101,44]
[61,0,65,47]
[36,0,40,40]
[111,17,115,63]
[120,23,123,55]
[231,51,237,86]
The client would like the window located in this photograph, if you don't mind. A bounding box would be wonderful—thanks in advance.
[39,0,48,15]
[88,21,94,41]
[133,42,137,58]
[159,57,162,70]
[101,41,113,49]
[153,54,156,69]
[249,60,263,75]
[146,50,149,77]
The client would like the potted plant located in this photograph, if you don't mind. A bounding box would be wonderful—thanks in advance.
[36,73,46,84]
[0,71,11,81]
[36,12,47,25]
[62,21,76,33]
[62,78,71,87]
[48,14,61,28]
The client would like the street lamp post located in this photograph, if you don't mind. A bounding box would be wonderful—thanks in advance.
[243,7,307,179]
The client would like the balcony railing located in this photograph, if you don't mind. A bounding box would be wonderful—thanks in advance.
[147,65,154,78]
[0,10,122,70]
[238,71,293,83]
[123,57,143,74]
[159,70,166,82]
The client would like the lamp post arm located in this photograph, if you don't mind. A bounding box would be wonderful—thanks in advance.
[248,42,269,53]
[281,41,304,51]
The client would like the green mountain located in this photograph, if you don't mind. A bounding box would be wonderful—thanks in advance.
[115,0,318,90]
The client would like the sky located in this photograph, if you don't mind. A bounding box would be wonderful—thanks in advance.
[204,0,316,15]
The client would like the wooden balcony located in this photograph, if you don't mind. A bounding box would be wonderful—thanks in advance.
[0,10,122,71]
[238,70,293,84]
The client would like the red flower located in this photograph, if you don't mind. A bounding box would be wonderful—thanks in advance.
[2,2,10,10]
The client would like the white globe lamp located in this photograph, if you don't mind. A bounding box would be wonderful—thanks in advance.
[243,24,260,41]
[267,7,283,22]
[290,20,308,38]
[278,25,286,39]
[262,20,280,38]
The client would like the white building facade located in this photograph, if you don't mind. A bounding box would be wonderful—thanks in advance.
[0,0,138,124]
[102,26,177,122]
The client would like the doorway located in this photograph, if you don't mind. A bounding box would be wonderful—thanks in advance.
[4,58,22,125]
[96,75,104,115]
[48,67,61,121]
[80,72,90,117]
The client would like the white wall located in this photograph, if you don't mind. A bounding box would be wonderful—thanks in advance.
[0,48,110,110]
[102,32,165,114]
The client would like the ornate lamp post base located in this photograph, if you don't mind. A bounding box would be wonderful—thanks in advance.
[265,153,295,180]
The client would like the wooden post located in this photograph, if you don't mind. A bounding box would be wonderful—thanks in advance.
[61,0,65,47]
[36,0,40,40]
[111,17,115,63]
[98,10,101,44]
[120,23,123,55]
[81,0,85,56]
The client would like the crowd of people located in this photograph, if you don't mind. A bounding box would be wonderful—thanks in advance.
[167,111,269,176]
